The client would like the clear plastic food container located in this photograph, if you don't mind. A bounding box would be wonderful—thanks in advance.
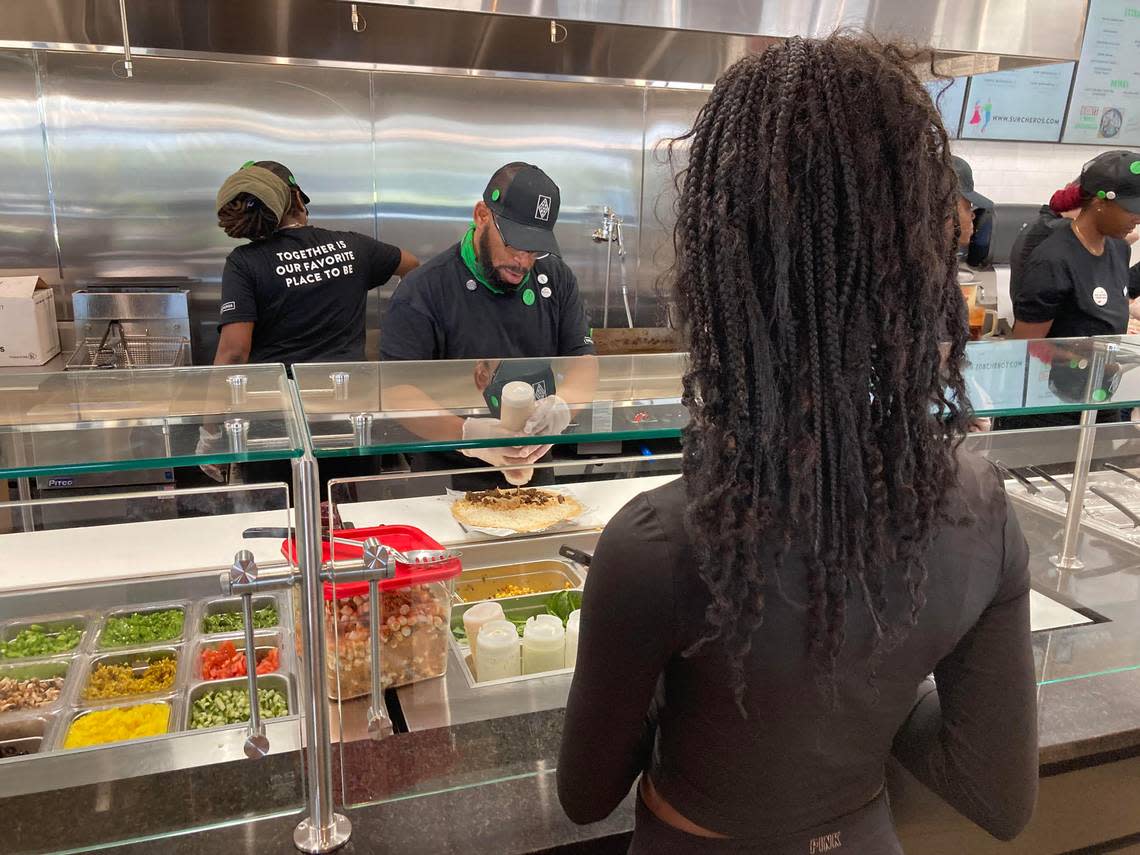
[289,526,461,700]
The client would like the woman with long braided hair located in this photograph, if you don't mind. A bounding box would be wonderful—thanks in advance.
[559,35,1037,853]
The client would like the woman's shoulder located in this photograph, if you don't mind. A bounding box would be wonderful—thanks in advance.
[604,477,688,544]
[948,446,1012,532]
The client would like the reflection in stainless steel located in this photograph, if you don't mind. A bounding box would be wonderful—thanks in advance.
[371,71,646,330]
[0,50,56,271]
[348,0,1087,61]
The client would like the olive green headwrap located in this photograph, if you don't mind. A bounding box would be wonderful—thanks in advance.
[215,165,291,221]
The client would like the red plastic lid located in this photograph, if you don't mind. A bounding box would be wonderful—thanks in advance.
[280,525,462,598]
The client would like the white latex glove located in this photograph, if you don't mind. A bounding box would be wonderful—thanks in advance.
[523,395,571,437]
[460,418,532,468]
[196,426,228,483]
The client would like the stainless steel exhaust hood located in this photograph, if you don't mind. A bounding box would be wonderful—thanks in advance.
[1,0,1087,86]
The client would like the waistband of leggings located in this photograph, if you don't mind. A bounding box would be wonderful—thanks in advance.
[634,786,895,853]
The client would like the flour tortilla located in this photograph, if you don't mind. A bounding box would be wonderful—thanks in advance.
[450,488,584,533]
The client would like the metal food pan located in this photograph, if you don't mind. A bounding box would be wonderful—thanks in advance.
[54,696,179,752]
[76,647,183,706]
[195,594,286,638]
[454,560,583,604]
[92,601,189,651]
[0,714,57,761]
[0,613,93,662]
[188,630,291,683]
[181,673,296,733]
[0,658,73,721]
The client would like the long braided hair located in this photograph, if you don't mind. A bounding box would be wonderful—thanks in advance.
[668,35,970,710]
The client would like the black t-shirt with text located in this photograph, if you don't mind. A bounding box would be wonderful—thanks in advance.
[219,225,402,365]
[1015,224,1139,338]
[379,242,595,361]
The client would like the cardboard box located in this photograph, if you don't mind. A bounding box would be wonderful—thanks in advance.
[0,276,61,366]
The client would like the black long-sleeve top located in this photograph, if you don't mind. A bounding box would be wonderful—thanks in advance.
[558,449,1037,842]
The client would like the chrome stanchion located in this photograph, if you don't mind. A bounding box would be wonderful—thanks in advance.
[288,383,352,853]
[1051,341,1116,571]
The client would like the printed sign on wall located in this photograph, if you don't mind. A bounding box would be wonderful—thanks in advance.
[1064,0,1140,145]
[961,63,1076,142]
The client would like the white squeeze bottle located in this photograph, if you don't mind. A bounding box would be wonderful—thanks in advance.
[475,619,522,682]
[564,609,581,669]
[463,601,504,667]
[498,380,537,486]
[522,614,565,675]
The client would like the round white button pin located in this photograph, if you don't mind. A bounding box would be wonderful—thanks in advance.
[537,273,549,285]
[540,287,552,298]
[465,279,477,291]
[1093,286,1108,307]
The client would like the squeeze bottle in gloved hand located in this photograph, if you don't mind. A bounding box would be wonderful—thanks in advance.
[499,381,537,486]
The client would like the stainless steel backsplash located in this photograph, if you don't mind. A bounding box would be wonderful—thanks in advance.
[0,48,706,360]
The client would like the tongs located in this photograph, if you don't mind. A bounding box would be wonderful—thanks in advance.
[241,527,460,565]
[1087,485,1140,528]
[93,319,128,369]
[996,464,1040,496]
[1025,466,1070,502]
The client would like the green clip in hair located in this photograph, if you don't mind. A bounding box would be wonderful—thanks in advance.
[241,160,255,169]
[491,189,501,201]
[288,175,297,185]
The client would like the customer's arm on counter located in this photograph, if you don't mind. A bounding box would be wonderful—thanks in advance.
[891,491,1038,841]
[558,494,675,824]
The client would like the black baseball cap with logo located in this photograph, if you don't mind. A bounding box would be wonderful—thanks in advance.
[483,162,562,257]
[1080,150,1140,215]
[251,160,311,206]
[951,156,994,211]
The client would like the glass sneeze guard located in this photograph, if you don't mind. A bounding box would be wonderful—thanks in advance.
[0,364,304,478]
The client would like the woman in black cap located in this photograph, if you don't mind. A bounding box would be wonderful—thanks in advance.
[996,151,1140,430]
[559,35,1036,854]
[212,160,419,368]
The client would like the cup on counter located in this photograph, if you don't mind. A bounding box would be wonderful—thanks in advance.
[475,620,522,682]
[463,601,505,666]
[564,609,581,669]
[522,615,565,675]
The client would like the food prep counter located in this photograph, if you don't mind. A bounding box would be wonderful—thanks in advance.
[0,572,301,799]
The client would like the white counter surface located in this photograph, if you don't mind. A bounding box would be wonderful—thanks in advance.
[0,475,678,594]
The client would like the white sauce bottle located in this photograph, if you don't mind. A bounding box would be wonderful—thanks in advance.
[522,614,566,674]
[564,609,581,669]
[498,380,537,486]
[475,619,522,682]
[463,600,505,667]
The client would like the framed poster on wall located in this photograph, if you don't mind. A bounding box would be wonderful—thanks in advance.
[1063,0,1140,145]
[960,63,1076,142]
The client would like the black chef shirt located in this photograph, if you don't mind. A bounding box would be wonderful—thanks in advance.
[219,225,402,365]
[1009,206,1070,303]
[1015,224,1139,339]
[380,242,595,361]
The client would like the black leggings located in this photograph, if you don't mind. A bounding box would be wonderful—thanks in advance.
[628,787,903,855]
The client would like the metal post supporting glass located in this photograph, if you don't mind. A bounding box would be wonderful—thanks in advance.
[1051,341,1117,571]
[289,387,352,853]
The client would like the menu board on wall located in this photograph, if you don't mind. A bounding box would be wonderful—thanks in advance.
[960,63,1076,142]
[1063,0,1140,145]
[924,77,967,137]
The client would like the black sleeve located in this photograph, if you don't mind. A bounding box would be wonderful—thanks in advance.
[558,494,676,824]
[219,253,258,327]
[379,279,440,361]
[1015,253,1072,324]
[358,235,403,290]
[1128,261,1140,300]
[557,267,596,356]
[892,488,1038,841]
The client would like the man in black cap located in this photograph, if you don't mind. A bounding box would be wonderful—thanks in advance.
[381,162,597,485]
[952,156,995,266]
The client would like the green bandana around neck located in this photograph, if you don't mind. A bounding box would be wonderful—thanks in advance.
[460,223,531,296]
